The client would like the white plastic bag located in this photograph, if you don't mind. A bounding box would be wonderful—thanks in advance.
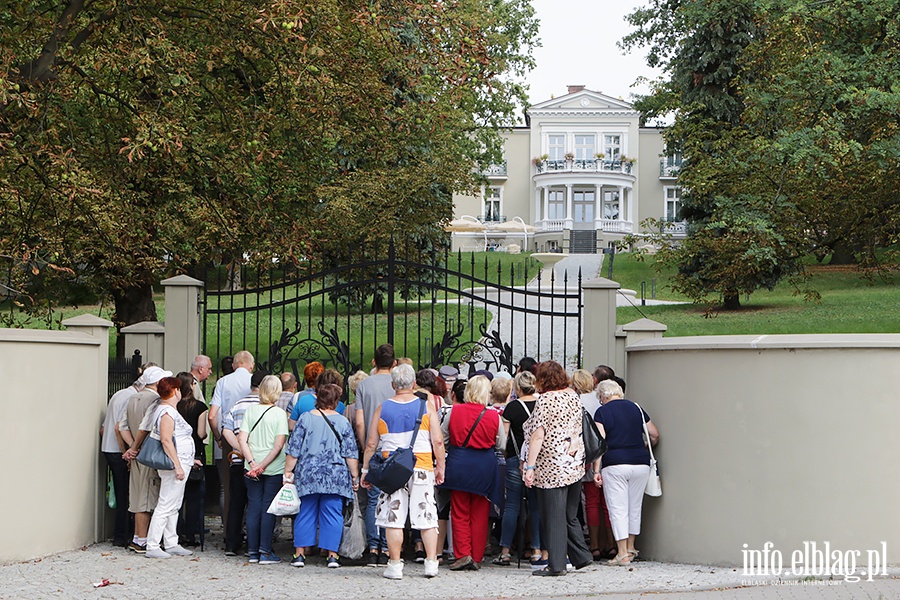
[267,483,301,516]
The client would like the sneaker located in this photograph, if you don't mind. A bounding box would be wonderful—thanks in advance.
[367,551,380,567]
[327,556,341,568]
[290,554,305,568]
[383,559,404,580]
[423,558,439,578]
[224,549,238,557]
[566,560,574,572]
[248,553,260,563]
[414,549,426,563]
[167,545,193,557]
[530,558,548,570]
[127,542,147,554]
[259,552,282,565]
[378,552,389,565]
[145,548,171,559]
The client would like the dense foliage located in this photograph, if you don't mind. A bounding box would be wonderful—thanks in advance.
[623,0,900,309]
[0,0,538,335]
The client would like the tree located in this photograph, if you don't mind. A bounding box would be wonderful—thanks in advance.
[0,0,538,342]
[624,0,900,309]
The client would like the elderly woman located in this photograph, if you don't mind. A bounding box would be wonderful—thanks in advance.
[441,375,505,571]
[238,375,289,564]
[284,383,359,568]
[145,376,196,559]
[522,361,593,576]
[495,370,545,567]
[592,379,659,565]
[361,364,446,580]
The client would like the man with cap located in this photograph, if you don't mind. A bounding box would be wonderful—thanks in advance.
[119,365,173,553]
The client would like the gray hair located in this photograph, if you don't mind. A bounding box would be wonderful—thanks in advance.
[391,363,416,391]
[597,379,624,400]
[190,355,211,371]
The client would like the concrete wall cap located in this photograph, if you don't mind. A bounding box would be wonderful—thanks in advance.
[628,333,900,352]
[0,328,101,345]
[61,314,114,328]
[121,321,166,333]
[161,274,203,287]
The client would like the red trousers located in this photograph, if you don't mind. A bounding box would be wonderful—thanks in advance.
[583,481,611,528]
[450,490,490,562]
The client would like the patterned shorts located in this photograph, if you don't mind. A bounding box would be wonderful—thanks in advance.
[374,468,439,530]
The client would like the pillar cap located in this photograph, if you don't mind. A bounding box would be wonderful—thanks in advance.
[62,314,114,328]
[161,274,203,287]
[121,321,166,333]
[582,277,620,290]
[622,318,667,332]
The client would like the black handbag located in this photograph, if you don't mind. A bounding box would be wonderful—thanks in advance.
[367,399,426,494]
[582,407,606,463]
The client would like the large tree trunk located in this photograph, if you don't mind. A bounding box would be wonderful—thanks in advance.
[828,240,857,265]
[722,290,741,310]
[112,282,158,357]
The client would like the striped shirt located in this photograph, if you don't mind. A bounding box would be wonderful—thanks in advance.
[377,398,433,470]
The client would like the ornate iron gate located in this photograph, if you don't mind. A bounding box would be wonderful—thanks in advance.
[201,241,583,381]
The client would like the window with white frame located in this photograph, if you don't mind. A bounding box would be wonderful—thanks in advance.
[548,190,565,220]
[603,135,621,160]
[548,135,566,161]
[573,190,595,222]
[574,135,596,160]
[603,190,620,220]
[665,187,681,221]
[483,186,502,221]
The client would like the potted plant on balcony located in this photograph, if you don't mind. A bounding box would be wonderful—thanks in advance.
[594,152,605,159]
[532,154,549,167]
[564,151,575,161]
[621,156,636,165]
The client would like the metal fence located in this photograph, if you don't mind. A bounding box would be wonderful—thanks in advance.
[107,349,142,397]
[201,240,583,383]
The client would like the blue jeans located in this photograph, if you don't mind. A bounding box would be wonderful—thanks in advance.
[366,485,386,551]
[499,456,542,549]
[294,493,344,552]
[245,474,282,554]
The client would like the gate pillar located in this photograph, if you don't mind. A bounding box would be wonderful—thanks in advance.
[581,277,620,373]
[161,275,204,373]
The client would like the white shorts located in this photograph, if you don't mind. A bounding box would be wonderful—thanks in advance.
[374,468,439,530]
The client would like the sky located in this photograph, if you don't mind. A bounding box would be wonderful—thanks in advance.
[523,0,661,106]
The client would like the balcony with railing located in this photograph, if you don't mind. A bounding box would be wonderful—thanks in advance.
[535,158,634,176]
[482,162,508,177]
[659,158,682,179]
[661,217,688,236]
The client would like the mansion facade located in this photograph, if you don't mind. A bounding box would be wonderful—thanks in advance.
[452,86,683,253]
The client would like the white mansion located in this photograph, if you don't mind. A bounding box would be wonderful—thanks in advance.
[451,86,683,253]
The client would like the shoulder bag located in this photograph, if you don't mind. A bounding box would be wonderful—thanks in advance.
[582,407,606,464]
[137,408,175,471]
[634,402,661,497]
[366,399,426,494]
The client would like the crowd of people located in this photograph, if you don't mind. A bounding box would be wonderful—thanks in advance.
[101,343,660,579]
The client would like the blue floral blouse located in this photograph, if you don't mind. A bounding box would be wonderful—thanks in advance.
[286,410,358,500]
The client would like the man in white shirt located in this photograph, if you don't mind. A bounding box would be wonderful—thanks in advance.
[207,350,254,531]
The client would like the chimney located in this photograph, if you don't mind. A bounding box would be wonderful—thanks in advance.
[567,85,585,94]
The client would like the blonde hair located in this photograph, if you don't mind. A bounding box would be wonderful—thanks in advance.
[348,370,369,394]
[258,375,283,405]
[513,370,537,397]
[464,375,491,406]
[490,378,511,405]
[571,369,595,394]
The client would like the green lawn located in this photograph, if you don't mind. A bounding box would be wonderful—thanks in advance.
[609,252,900,336]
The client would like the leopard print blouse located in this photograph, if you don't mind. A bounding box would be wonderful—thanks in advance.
[524,388,585,489]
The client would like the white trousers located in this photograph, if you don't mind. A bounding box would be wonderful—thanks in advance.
[601,464,651,541]
[147,458,192,551]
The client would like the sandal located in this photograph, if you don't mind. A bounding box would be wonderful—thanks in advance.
[628,549,640,561]
[492,553,511,566]
[607,553,632,566]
